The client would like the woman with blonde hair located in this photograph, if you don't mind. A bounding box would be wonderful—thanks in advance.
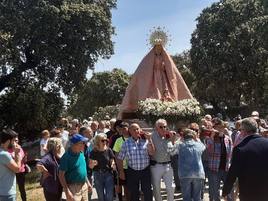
[89,133,116,201]
[40,130,50,157]
[36,137,63,201]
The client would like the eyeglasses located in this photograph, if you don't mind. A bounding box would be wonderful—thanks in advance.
[159,125,167,129]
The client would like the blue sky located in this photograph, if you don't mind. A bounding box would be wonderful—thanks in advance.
[93,0,219,75]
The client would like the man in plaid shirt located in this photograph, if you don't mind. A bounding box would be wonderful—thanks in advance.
[205,118,233,201]
[117,123,155,201]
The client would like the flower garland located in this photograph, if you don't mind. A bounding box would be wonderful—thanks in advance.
[137,98,201,123]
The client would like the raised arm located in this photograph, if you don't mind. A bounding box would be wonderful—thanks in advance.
[7,144,22,173]
[147,139,155,156]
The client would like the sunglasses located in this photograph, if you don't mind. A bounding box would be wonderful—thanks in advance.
[101,139,108,143]
[159,125,167,129]
[191,128,199,133]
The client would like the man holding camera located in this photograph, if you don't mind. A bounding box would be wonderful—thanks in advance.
[206,118,233,201]
[150,119,175,201]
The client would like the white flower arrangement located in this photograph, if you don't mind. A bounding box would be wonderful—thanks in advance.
[137,98,201,122]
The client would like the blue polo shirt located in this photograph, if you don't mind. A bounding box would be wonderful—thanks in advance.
[59,149,87,184]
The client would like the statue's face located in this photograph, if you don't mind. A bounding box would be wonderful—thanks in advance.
[154,44,162,54]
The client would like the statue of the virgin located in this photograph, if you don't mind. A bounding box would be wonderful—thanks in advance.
[119,27,193,118]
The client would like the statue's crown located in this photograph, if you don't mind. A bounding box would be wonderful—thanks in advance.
[148,26,171,48]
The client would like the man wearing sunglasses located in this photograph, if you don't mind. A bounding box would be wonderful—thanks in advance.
[59,134,92,201]
[150,119,175,201]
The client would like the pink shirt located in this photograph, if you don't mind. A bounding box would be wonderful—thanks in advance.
[8,147,25,173]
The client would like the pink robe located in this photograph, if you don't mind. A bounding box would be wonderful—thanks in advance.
[119,46,193,117]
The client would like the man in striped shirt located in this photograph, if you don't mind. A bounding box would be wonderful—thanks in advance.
[117,123,155,201]
[206,118,233,201]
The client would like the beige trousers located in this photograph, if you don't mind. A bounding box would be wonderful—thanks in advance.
[68,183,88,201]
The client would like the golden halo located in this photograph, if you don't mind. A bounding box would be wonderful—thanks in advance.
[147,26,171,48]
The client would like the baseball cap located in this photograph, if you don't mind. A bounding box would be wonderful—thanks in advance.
[70,134,88,144]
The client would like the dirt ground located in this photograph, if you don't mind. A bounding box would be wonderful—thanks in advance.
[17,175,212,201]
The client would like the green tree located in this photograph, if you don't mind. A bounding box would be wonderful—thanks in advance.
[92,105,120,121]
[172,51,196,93]
[0,0,116,94]
[190,0,268,112]
[0,85,64,140]
[68,68,129,118]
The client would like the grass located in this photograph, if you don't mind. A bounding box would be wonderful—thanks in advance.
[16,169,45,201]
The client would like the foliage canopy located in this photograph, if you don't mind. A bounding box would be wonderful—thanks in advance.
[0,86,64,139]
[68,68,129,118]
[0,0,116,94]
[190,0,268,111]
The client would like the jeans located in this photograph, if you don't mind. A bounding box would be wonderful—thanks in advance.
[201,160,209,199]
[171,155,180,190]
[151,163,174,201]
[208,170,233,201]
[180,178,203,201]
[0,195,16,201]
[127,166,153,201]
[93,171,114,201]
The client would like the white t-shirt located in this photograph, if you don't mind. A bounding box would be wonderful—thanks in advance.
[40,138,49,157]
[61,130,69,149]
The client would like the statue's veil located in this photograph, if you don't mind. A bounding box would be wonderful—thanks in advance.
[119,45,193,118]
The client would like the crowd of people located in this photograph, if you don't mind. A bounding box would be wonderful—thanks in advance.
[1,111,268,201]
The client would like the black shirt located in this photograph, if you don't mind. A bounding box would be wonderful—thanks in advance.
[109,133,121,150]
[89,148,115,171]
[106,129,116,139]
